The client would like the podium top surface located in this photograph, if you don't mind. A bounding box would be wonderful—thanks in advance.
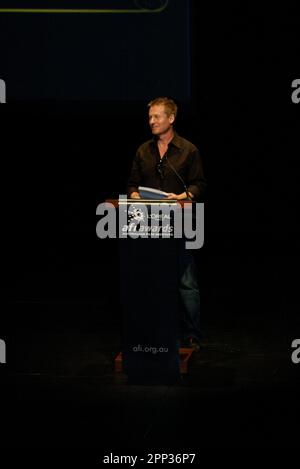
[105,199,193,208]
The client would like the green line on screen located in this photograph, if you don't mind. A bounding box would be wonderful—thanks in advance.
[0,5,169,14]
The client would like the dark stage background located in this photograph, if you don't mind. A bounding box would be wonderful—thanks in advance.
[1,0,300,457]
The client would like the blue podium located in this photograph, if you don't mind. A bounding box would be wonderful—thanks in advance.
[118,199,184,383]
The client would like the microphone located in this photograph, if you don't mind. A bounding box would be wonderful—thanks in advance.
[164,155,192,201]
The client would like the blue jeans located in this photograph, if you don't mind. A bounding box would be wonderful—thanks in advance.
[178,246,201,341]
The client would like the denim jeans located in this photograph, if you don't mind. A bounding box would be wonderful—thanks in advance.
[178,244,201,341]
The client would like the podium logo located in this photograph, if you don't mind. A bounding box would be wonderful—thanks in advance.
[0,339,6,364]
[96,195,204,249]
[0,79,6,103]
[128,207,145,223]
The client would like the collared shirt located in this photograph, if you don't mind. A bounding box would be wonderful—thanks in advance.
[127,132,206,200]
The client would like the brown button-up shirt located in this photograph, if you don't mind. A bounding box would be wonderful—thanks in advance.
[127,132,206,200]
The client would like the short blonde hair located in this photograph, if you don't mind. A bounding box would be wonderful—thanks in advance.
[148,97,178,119]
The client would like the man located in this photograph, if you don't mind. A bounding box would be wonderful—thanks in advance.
[127,97,206,350]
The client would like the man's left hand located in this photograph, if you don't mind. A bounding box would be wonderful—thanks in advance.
[166,193,181,200]
[166,192,191,200]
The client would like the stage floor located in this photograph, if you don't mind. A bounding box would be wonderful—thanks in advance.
[1,306,300,450]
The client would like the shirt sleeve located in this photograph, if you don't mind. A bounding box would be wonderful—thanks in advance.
[127,150,142,197]
[186,148,207,201]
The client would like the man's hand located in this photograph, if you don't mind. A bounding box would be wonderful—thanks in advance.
[166,193,180,200]
[130,191,141,199]
[166,192,193,200]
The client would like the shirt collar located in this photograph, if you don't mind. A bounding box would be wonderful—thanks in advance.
[152,131,182,149]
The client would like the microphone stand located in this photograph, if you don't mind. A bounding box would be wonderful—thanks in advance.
[164,155,193,201]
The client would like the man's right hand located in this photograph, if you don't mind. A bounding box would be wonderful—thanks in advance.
[130,192,141,199]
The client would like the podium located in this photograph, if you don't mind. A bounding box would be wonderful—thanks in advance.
[104,199,193,383]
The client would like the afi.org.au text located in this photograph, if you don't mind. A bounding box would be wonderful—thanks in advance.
[132,344,168,354]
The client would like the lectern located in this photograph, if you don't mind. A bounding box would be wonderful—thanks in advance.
[105,199,193,383]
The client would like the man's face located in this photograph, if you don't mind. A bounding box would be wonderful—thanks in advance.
[149,104,174,136]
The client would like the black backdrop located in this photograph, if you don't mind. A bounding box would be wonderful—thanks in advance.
[2,2,299,322]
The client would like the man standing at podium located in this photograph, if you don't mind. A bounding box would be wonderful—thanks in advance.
[127,97,206,350]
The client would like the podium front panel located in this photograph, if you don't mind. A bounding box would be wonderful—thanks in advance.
[119,233,181,381]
